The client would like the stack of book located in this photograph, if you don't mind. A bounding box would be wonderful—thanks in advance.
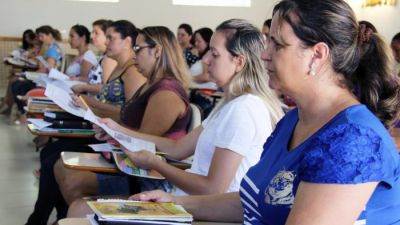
[26,97,63,113]
[44,111,92,129]
[87,199,193,225]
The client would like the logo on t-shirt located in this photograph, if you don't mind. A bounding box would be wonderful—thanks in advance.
[265,170,296,207]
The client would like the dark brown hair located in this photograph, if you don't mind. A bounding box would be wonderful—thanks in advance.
[36,25,62,41]
[273,0,400,127]
[92,19,113,33]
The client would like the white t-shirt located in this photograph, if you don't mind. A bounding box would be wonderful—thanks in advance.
[65,50,97,77]
[189,61,218,90]
[173,94,272,196]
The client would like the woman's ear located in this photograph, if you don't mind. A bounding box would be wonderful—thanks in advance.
[309,42,330,76]
[234,55,246,73]
[154,45,162,58]
[124,36,132,50]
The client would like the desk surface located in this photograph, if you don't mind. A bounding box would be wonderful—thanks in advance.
[59,218,240,225]
[27,123,95,138]
[61,152,118,173]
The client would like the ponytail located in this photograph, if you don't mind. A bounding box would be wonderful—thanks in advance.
[353,33,400,127]
[36,25,62,42]
[52,29,62,41]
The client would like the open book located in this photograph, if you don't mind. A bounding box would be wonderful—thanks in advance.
[87,199,192,225]
[112,152,164,179]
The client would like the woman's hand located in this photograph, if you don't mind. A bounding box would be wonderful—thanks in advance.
[71,84,87,94]
[129,190,175,203]
[93,124,113,142]
[122,148,160,170]
[70,94,88,110]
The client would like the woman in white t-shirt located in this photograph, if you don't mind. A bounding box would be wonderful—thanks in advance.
[91,19,284,197]
[65,24,97,81]
[67,18,285,217]
[70,20,117,96]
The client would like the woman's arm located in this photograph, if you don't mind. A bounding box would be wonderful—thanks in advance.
[81,95,121,122]
[138,90,186,135]
[77,59,94,82]
[285,182,377,225]
[71,83,103,95]
[37,57,56,73]
[126,147,243,195]
[192,62,211,83]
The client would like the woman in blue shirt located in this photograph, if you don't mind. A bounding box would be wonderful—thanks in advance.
[11,25,63,123]
[35,25,63,71]
[129,1,400,224]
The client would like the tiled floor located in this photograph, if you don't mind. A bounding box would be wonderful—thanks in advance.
[0,115,56,224]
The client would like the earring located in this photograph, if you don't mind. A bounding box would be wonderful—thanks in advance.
[309,63,316,76]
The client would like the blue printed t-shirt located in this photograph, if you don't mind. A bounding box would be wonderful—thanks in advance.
[240,105,400,225]
[44,42,62,64]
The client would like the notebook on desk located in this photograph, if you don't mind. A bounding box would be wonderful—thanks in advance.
[87,200,192,225]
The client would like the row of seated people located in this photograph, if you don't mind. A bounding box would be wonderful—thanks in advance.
[2,0,400,224]
[20,19,285,225]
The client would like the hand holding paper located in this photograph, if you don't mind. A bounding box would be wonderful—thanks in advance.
[84,108,156,154]
[121,148,160,170]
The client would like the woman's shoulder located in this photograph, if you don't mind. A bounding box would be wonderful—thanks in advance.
[299,105,400,184]
[228,94,266,109]
[83,50,97,64]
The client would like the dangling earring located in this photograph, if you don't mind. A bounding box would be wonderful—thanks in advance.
[309,63,316,76]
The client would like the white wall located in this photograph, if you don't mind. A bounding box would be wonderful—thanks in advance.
[0,0,278,38]
[347,0,400,42]
[0,0,398,41]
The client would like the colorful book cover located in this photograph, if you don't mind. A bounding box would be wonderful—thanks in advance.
[112,152,164,180]
[87,200,193,222]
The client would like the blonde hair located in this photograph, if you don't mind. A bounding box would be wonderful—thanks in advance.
[138,26,190,90]
[210,19,284,128]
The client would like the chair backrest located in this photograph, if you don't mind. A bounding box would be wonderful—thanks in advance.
[188,103,202,132]
[61,54,76,73]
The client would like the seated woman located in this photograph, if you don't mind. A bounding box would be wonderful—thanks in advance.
[11,25,63,124]
[130,1,400,225]
[55,25,192,213]
[189,27,216,90]
[177,23,198,67]
[0,29,41,116]
[25,20,146,225]
[65,24,98,80]
[188,27,217,117]
[67,19,285,217]
[71,19,117,95]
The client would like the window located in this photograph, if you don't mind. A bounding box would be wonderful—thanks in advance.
[172,0,251,7]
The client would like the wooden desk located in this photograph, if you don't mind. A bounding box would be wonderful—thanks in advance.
[27,123,95,138]
[61,152,118,173]
[59,218,240,225]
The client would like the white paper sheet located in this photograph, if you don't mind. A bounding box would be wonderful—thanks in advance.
[27,118,52,130]
[88,143,121,152]
[48,68,70,81]
[44,83,86,117]
[84,109,156,153]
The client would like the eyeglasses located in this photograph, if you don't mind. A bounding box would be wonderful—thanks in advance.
[133,45,155,53]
